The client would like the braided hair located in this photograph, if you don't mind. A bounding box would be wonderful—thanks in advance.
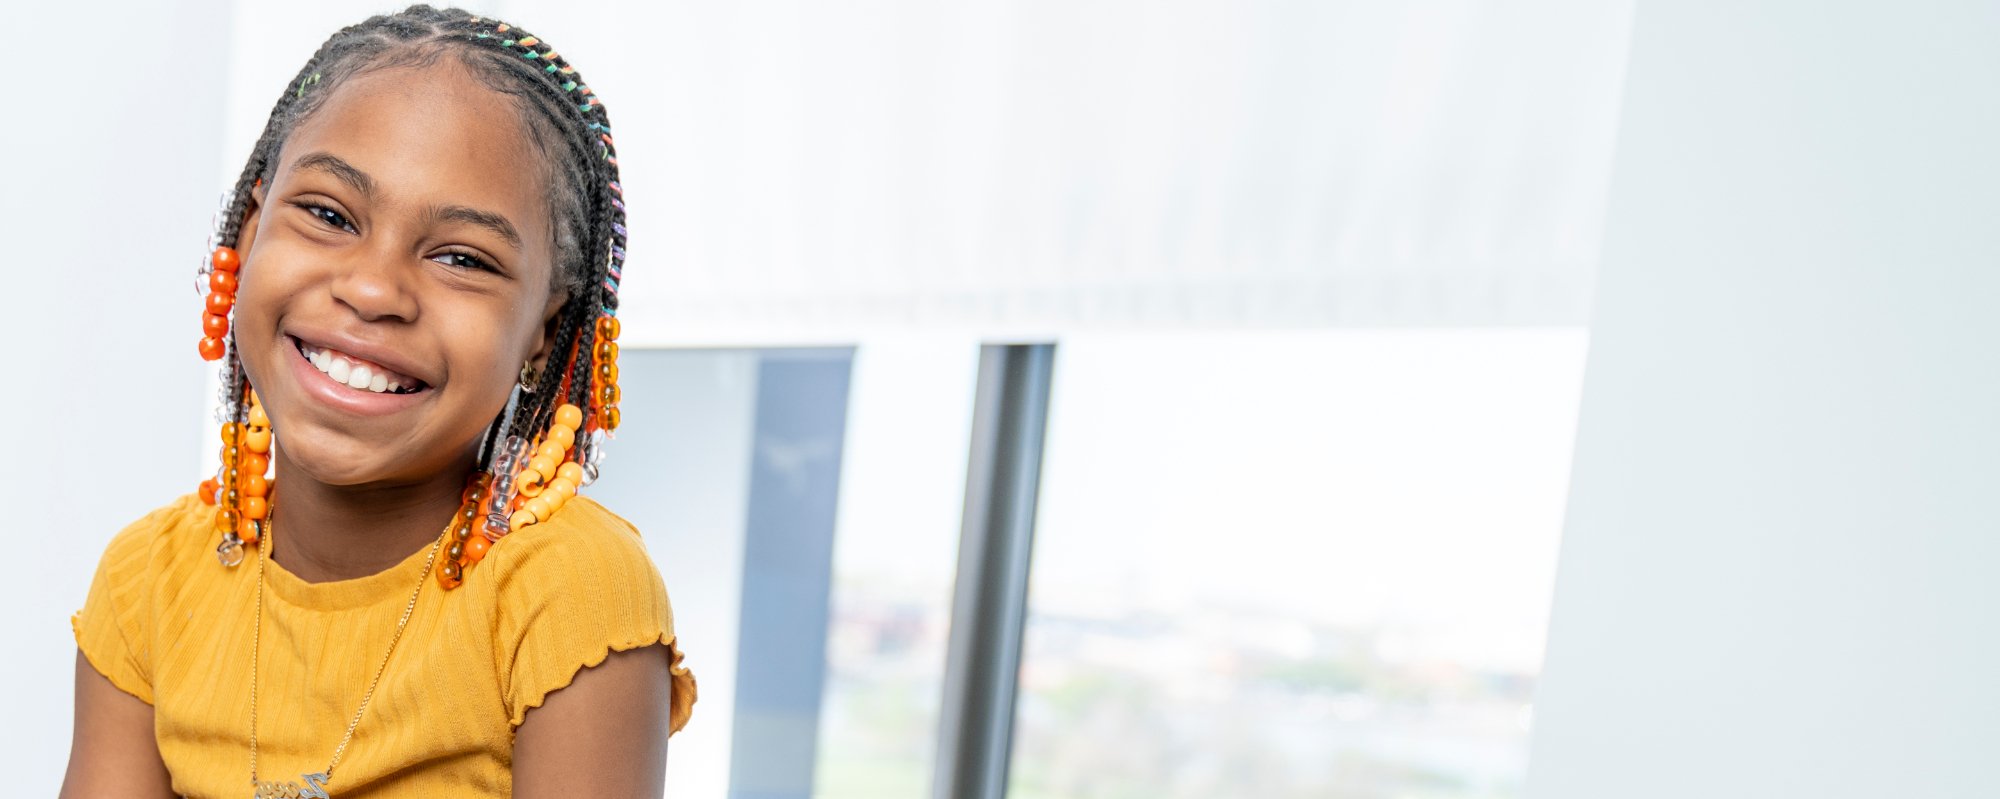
[207,4,626,479]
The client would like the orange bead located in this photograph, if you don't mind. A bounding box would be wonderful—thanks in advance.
[603,405,621,431]
[220,422,242,443]
[243,473,269,498]
[554,404,583,430]
[243,496,268,520]
[212,246,240,273]
[244,427,271,454]
[598,316,620,340]
[601,383,621,405]
[242,453,269,477]
[598,361,619,383]
[464,534,492,563]
[238,518,260,545]
[436,558,462,589]
[199,336,226,361]
[205,291,234,315]
[198,478,218,505]
[215,508,241,532]
[203,313,230,338]
[209,269,238,295]
[447,540,465,561]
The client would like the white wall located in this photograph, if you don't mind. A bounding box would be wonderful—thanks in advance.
[1527,2,2000,796]
[0,1,233,793]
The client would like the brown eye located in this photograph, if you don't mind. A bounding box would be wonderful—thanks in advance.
[434,251,498,273]
[298,202,356,233]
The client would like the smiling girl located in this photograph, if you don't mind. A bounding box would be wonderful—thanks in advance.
[61,6,693,797]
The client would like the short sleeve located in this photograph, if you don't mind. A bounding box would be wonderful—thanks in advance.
[490,498,696,734]
[71,498,186,705]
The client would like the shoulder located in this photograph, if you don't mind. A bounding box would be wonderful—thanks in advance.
[90,492,214,587]
[482,495,661,590]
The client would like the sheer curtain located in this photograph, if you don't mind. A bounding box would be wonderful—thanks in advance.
[223,0,1633,344]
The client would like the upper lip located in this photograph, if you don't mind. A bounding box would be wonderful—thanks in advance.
[286,328,436,388]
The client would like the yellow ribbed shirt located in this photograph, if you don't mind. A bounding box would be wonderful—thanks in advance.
[72,491,696,798]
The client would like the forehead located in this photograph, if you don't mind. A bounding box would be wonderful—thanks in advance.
[275,60,551,244]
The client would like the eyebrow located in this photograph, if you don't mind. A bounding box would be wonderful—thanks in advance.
[428,204,524,252]
[291,151,375,198]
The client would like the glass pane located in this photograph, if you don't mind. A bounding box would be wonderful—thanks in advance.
[814,338,981,798]
[1010,330,1588,799]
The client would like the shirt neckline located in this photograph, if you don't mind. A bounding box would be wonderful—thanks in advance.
[262,532,440,612]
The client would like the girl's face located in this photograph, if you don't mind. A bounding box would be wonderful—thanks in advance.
[232,60,565,488]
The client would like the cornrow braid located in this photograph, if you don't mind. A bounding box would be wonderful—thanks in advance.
[199,5,629,585]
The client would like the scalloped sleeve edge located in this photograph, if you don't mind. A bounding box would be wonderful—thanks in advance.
[507,632,697,735]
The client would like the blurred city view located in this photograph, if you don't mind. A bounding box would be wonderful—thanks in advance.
[810,331,1585,798]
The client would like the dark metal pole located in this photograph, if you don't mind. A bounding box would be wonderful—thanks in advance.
[932,343,1056,799]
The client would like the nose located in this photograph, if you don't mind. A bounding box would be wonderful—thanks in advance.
[329,246,419,323]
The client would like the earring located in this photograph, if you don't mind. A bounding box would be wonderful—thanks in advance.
[197,247,240,361]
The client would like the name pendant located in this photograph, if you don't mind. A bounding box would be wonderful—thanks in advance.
[253,771,330,799]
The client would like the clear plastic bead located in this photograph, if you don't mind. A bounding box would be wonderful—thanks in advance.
[216,535,244,567]
[580,462,600,486]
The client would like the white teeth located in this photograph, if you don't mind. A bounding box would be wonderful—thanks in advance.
[299,341,417,394]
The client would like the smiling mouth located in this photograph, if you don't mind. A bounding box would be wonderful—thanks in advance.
[292,336,429,395]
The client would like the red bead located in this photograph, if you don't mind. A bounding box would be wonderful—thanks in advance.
[202,313,229,338]
[198,336,225,361]
[209,269,238,295]
[205,291,234,316]
[211,246,240,273]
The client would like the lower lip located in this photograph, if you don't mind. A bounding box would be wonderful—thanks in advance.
[285,337,431,416]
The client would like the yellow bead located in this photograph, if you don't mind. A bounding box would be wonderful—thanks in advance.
[510,509,537,531]
[548,424,575,450]
[555,404,583,430]
[248,403,269,427]
[536,440,566,463]
[243,427,271,454]
[527,455,558,480]
[544,478,576,506]
[526,496,553,522]
[515,469,544,498]
[555,462,584,485]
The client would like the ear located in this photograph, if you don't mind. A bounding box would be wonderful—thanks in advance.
[235,182,268,257]
[523,285,570,377]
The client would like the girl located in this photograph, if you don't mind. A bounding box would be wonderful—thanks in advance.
[61,6,694,797]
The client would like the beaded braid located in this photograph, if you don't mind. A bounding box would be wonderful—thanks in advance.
[191,6,629,587]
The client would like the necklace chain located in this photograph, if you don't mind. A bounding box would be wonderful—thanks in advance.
[249,500,448,795]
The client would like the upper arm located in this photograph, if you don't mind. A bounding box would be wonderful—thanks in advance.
[62,649,173,799]
[512,644,675,798]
